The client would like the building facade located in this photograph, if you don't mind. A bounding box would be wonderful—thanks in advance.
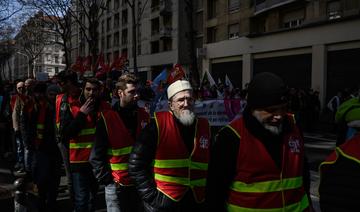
[202,0,360,105]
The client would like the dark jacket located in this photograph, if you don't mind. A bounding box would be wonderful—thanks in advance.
[128,113,207,212]
[206,108,311,212]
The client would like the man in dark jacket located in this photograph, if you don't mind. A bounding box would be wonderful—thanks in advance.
[25,82,62,211]
[206,72,312,212]
[56,75,107,211]
[129,80,211,212]
[90,73,149,212]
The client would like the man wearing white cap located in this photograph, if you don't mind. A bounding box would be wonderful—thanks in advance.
[129,80,211,212]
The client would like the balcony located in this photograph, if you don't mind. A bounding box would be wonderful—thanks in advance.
[160,0,172,16]
[159,27,172,38]
[254,0,298,15]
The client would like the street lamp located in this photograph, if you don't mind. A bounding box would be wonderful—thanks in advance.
[16,51,30,78]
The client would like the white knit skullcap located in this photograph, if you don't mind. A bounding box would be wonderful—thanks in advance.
[167,80,192,99]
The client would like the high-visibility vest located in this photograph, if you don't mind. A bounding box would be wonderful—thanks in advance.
[226,115,309,212]
[55,94,110,163]
[34,100,47,147]
[153,111,211,202]
[102,108,149,185]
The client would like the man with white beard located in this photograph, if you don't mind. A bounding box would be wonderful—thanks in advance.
[129,80,211,212]
[206,72,313,212]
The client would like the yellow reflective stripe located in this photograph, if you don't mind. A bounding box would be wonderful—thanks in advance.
[227,194,309,212]
[56,123,60,129]
[78,128,96,136]
[191,178,207,186]
[110,163,128,171]
[191,161,208,170]
[69,142,93,149]
[153,159,208,170]
[154,159,188,168]
[36,124,44,129]
[226,125,241,139]
[337,147,360,165]
[37,134,43,139]
[155,173,189,185]
[230,177,303,193]
[107,147,132,156]
[154,173,206,187]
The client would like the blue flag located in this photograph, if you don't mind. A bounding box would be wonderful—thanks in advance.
[151,68,168,92]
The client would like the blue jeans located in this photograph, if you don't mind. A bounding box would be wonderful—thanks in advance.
[15,134,24,166]
[105,183,142,212]
[71,170,98,212]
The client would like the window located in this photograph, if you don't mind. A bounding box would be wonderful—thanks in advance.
[55,67,59,74]
[114,13,120,28]
[107,34,112,48]
[151,0,160,11]
[228,23,239,39]
[151,41,159,53]
[47,54,52,62]
[101,20,105,33]
[196,13,203,35]
[327,1,341,20]
[107,17,112,31]
[114,0,120,10]
[114,32,120,46]
[163,38,172,51]
[282,9,304,28]
[54,55,59,63]
[122,9,128,24]
[47,68,52,73]
[207,0,217,19]
[101,37,105,50]
[137,45,141,55]
[121,28,128,45]
[229,0,240,12]
[151,18,160,35]
[207,27,216,43]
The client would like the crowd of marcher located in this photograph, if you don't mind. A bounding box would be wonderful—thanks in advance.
[0,69,359,212]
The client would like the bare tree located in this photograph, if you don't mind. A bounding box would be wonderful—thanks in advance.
[19,0,73,67]
[126,0,149,75]
[15,12,53,78]
[0,0,23,23]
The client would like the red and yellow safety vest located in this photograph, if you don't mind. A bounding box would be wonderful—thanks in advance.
[55,94,110,164]
[319,133,360,177]
[34,100,47,147]
[226,115,309,212]
[153,111,211,202]
[101,108,149,185]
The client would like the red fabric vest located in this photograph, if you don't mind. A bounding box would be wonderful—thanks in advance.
[102,108,150,185]
[34,100,47,148]
[55,94,110,163]
[153,111,211,202]
[320,133,360,170]
[226,116,309,211]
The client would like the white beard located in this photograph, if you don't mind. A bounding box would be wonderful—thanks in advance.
[253,111,283,135]
[175,109,196,126]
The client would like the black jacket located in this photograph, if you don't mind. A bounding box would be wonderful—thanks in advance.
[128,114,207,212]
[206,108,311,212]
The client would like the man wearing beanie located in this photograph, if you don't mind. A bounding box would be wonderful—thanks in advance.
[129,80,211,212]
[207,72,312,211]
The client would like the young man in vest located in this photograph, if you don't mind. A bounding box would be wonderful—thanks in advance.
[56,76,109,211]
[319,106,360,211]
[90,73,150,212]
[207,72,312,212]
[129,80,211,212]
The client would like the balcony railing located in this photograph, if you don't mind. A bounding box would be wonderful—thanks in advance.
[159,27,172,38]
[255,0,297,14]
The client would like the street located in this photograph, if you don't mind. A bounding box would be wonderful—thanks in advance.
[0,132,337,211]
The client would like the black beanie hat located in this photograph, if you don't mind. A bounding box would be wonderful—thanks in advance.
[247,72,287,109]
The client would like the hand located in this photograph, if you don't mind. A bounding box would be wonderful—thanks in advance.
[80,97,95,115]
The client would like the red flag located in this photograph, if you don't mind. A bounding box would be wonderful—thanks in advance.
[110,54,127,71]
[71,56,85,73]
[167,64,185,84]
[95,54,110,73]
[82,55,92,73]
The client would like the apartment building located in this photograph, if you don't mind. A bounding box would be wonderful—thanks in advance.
[202,0,360,105]
[3,13,66,81]
[70,0,202,81]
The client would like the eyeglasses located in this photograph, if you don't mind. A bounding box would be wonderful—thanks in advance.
[17,87,25,89]
[172,97,194,106]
